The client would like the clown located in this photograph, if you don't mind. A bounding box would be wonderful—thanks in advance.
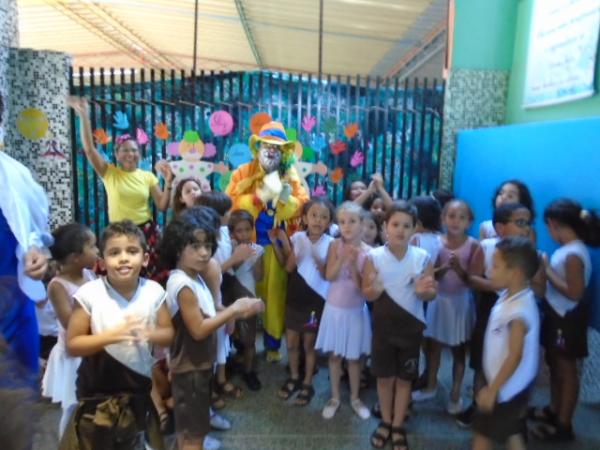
[226,122,309,360]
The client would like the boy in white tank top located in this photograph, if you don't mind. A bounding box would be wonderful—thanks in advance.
[472,236,540,450]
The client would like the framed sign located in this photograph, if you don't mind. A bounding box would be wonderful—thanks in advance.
[523,0,600,108]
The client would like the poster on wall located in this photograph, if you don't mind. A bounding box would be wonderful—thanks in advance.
[523,0,600,108]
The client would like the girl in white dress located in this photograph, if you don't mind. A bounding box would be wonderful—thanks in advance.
[42,224,98,437]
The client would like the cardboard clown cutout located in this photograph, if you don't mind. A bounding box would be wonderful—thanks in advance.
[226,122,309,358]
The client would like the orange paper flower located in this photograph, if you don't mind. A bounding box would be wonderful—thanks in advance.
[92,128,111,145]
[344,123,359,139]
[330,167,344,184]
[154,123,170,140]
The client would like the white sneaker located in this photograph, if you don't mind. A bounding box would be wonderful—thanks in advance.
[322,398,341,419]
[351,398,371,420]
[210,412,231,431]
[203,435,221,450]
[411,387,437,402]
[447,397,463,415]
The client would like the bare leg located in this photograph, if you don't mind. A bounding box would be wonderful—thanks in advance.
[329,354,343,401]
[216,364,227,385]
[286,330,301,380]
[506,433,527,450]
[450,344,466,403]
[348,359,362,401]
[472,432,493,450]
[391,378,411,427]
[377,377,395,424]
[425,340,442,391]
[555,355,579,428]
[302,332,317,385]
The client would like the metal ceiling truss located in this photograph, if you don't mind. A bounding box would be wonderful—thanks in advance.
[44,0,184,70]
[233,0,264,68]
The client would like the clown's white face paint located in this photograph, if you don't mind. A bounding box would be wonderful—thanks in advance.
[258,143,282,173]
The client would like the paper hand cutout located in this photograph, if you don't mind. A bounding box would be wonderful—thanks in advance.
[93,128,111,145]
[136,128,149,145]
[154,123,170,140]
[350,150,365,167]
[301,115,317,133]
[113,111,129,130]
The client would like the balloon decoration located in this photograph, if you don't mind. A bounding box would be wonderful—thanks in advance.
[203,142,217,158]
[17,108,49,140]
[209,110,234,136]
[227,143,252,169]
[250,112,272,135]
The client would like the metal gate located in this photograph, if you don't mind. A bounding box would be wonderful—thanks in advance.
[70,68,444,235]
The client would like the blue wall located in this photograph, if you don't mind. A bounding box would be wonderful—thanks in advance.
[454,117,600,329]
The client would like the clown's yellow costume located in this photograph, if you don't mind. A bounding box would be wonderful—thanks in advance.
[226,122,308,359]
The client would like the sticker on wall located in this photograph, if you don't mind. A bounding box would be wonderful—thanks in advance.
[344,123,359,139]
[93,128,111,145]
[136,128,149,145]
[350,150,365,167]
[113,111,129,130]
[41,139,66,158]
[209,110,234,136]
[250,112,272,135]
[301,115,316,133]
[330,140,347,155]
[227,143,252,168]
[330,167,344,184]
[154,123,170,140]
[17,108,49,140]
[203,142,217,159]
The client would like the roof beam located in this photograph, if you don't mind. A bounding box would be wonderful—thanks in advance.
[233,0,263,68]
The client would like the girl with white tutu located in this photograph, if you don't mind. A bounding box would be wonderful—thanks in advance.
[316,201,372,420]
[413,199,484,414]
[42,223,97,437]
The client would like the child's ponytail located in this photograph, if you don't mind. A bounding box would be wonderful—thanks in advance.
[544,198,600,247]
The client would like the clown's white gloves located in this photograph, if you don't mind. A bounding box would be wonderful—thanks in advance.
[279,183,292,204]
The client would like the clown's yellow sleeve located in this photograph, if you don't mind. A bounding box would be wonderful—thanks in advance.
[226,162,253,211]
[276,168,309,221]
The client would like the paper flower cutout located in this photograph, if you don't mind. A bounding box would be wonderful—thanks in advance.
[301,115,316,133]
[330,167,344,184]
[312,185,327,197]
[350,150,365,167]
[136,128,149,145]
[323,117,337,134]
[154,123,170,140]
[204,143,217,158]
[113,111,129,130]
[344,123,359,139]
[209,110,234,136]
[93,128,111,145]
[166,142,180,157]
[250,112,272,135]
[330,140,348,155]
[183,130,201,143]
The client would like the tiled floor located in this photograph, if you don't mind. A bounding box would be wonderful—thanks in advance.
[34,343,600,450]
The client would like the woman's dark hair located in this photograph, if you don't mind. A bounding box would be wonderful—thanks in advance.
[384,200,418,226]
[431,189,454,209]
[364,192,384,212]
[343,178,369,201]
[182,205,221,232]
[442,199,475,222]
[99,220,147,255]
[544,198,600,247]
[362,210,383,246]
[302,197,335,223]
[159,206,219,270]
[409,196,442,232]
[495,236,540,279]
[492,179,535,218]
[493,203,530,226]
[49,223,93,262]
[195,191,233,217]
[228,209,255,233]
[172,177,202,216]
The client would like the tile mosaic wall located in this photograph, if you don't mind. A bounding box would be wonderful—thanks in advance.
[439,68,509,189]
[6,48,73,229]
[0,0,19,143]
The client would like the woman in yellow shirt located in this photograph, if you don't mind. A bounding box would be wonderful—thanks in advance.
[68,96,173,278]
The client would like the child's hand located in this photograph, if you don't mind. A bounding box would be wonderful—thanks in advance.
[232,244,256,263]
[448,252,461,270]
[111,316,146,342]
[371,173,384,189]
[155,160,174,183]
[24,247,48,280]
[67,96,89,116]
[268,229,281,243]
[232,297,264,319]
[476,386,497,413]
[414,274,437,298]
[365,268,384,298]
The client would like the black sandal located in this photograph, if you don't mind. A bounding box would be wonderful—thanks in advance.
[391,426,408,450]
[370,421,391,449]
[527,405,556,424]
[531,422,575,442]
[295,384,315,406]
[277,377,300,400]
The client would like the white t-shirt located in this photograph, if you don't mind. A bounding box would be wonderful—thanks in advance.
[368,245,430,323]
[213,226,233,270]
[74,277,166,377]
[35,299,58,337]
[481,237,500,279]
[480,220,497,239]
[234,243,264,296]
[483,288,539,402]
[412,232,442,265]
[546,240,591,317]
[166,269,216,319]
[290,231,333,301]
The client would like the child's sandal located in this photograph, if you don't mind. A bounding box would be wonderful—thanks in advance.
[217,381,242,399]
[531,422,575,442]
[527,405,556,424]
[211,390,226,410]
[277,377,300,400]
[391,426,409,450]
[370,421,391,449]
[294,384,315,406]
